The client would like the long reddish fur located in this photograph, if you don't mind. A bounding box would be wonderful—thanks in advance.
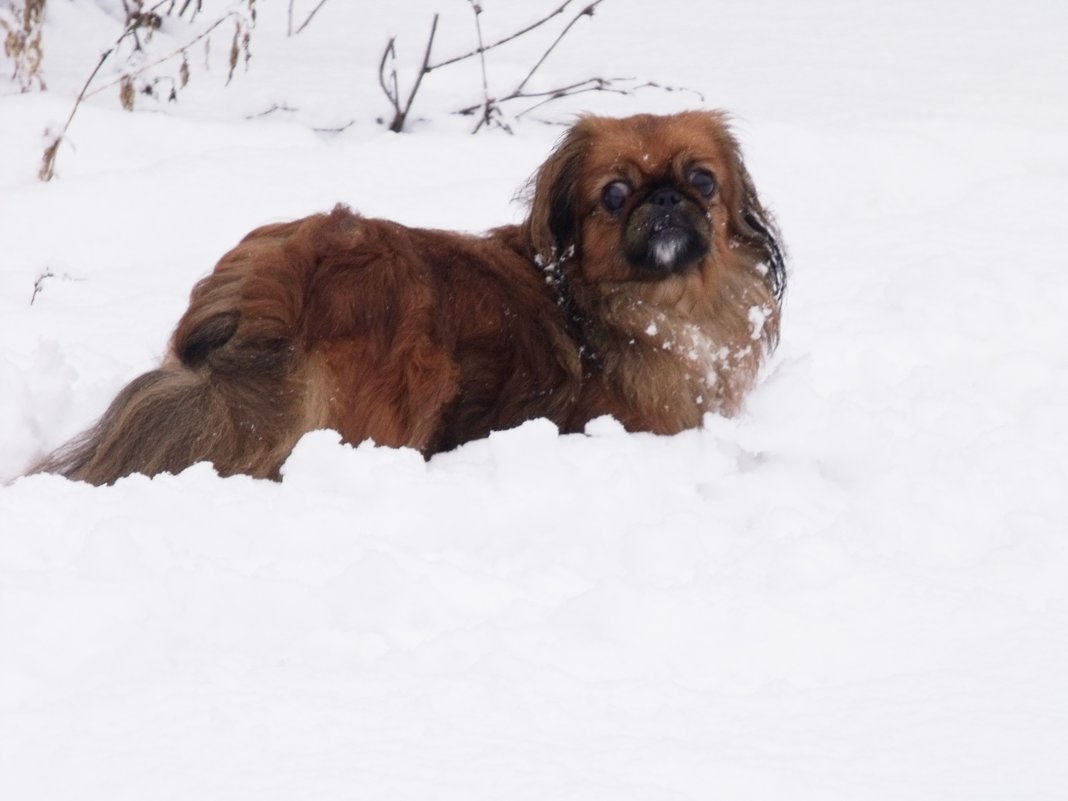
[33,111,784,484]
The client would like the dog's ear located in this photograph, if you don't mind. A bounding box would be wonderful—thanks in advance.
[727,148,787,303]
[691,111,786,303]
[525,120,591,267]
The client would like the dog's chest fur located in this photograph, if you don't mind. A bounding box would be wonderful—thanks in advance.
[576,269,777,432]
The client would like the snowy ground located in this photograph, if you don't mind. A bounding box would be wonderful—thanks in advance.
[3,1,1068,798]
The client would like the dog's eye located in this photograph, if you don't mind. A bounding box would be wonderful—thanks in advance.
[688,169,717,198]
[601,181,630,213]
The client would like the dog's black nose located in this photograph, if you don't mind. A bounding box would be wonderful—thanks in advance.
[649,187,683,207]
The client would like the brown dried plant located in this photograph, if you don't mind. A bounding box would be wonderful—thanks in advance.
[37,0,257,182]
[1,0,46,91]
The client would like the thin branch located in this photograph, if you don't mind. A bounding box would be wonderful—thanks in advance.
[513,79,705,117]
[312,120,355,134]
[30,268,54,306]
[454,76,606,117]
[390,47,401,107]
[39,3,253,180]
[402,14,439,124]
[39,42,118,180]
[245,102,298,119]
[84,13,239,100]
[452,76,705,122]
[295,0,331,35]
[454,76,607,115]
[380,13,439,132]
[376,0,680,135]
[378,38,401,119]
[429,0,576,71]
[468,1,494,133]
[514,81,629,118]
[456,0,606,133]
[62,46,118,124]
[515,0,604,94]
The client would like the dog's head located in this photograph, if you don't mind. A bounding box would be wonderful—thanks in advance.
[527,111,784,300]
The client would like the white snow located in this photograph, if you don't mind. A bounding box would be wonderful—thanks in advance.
[3,1,1068,799]
[748,304,770,340]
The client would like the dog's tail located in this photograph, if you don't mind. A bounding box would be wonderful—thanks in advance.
[30,216,325,485]
[31,355,302,486]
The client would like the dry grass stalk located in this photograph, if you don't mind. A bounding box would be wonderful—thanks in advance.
[2,0,47,91]
[37,0,257,181]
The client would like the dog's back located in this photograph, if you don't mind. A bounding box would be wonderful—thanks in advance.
[34,206,582,484]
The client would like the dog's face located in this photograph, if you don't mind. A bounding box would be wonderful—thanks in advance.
[602,156,714,278]
[527,111,784,295]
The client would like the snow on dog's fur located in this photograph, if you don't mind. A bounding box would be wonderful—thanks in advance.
[33,111,784,484]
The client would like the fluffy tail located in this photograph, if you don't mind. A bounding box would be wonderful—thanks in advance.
[31,215,321,485]
[32,358,302,487]
[30,337,304,486]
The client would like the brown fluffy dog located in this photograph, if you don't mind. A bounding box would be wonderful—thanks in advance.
[33,111,785,484]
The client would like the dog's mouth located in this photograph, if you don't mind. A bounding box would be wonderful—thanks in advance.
[628,214,709,275]
[648,227,694,269]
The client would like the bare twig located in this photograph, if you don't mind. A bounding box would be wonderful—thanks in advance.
[514,80,633,116]
[378,38,401,117]
[29,268,54,306]
[294,0,333,35]
[516,78,704,117]
[455,76,611,115]
[378,0,622,134]
[39,42,120,181]
[39,3,255,180]
[379,13,439,133]
[429,0,577,71]
[245,102,299,119]
[468,1,497,133]
[178,0,202,20]
[515,0,603,94]
[377,0,700,134]
[312,120,355,134]
[454,76,705,123]
[84,13,240,100]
